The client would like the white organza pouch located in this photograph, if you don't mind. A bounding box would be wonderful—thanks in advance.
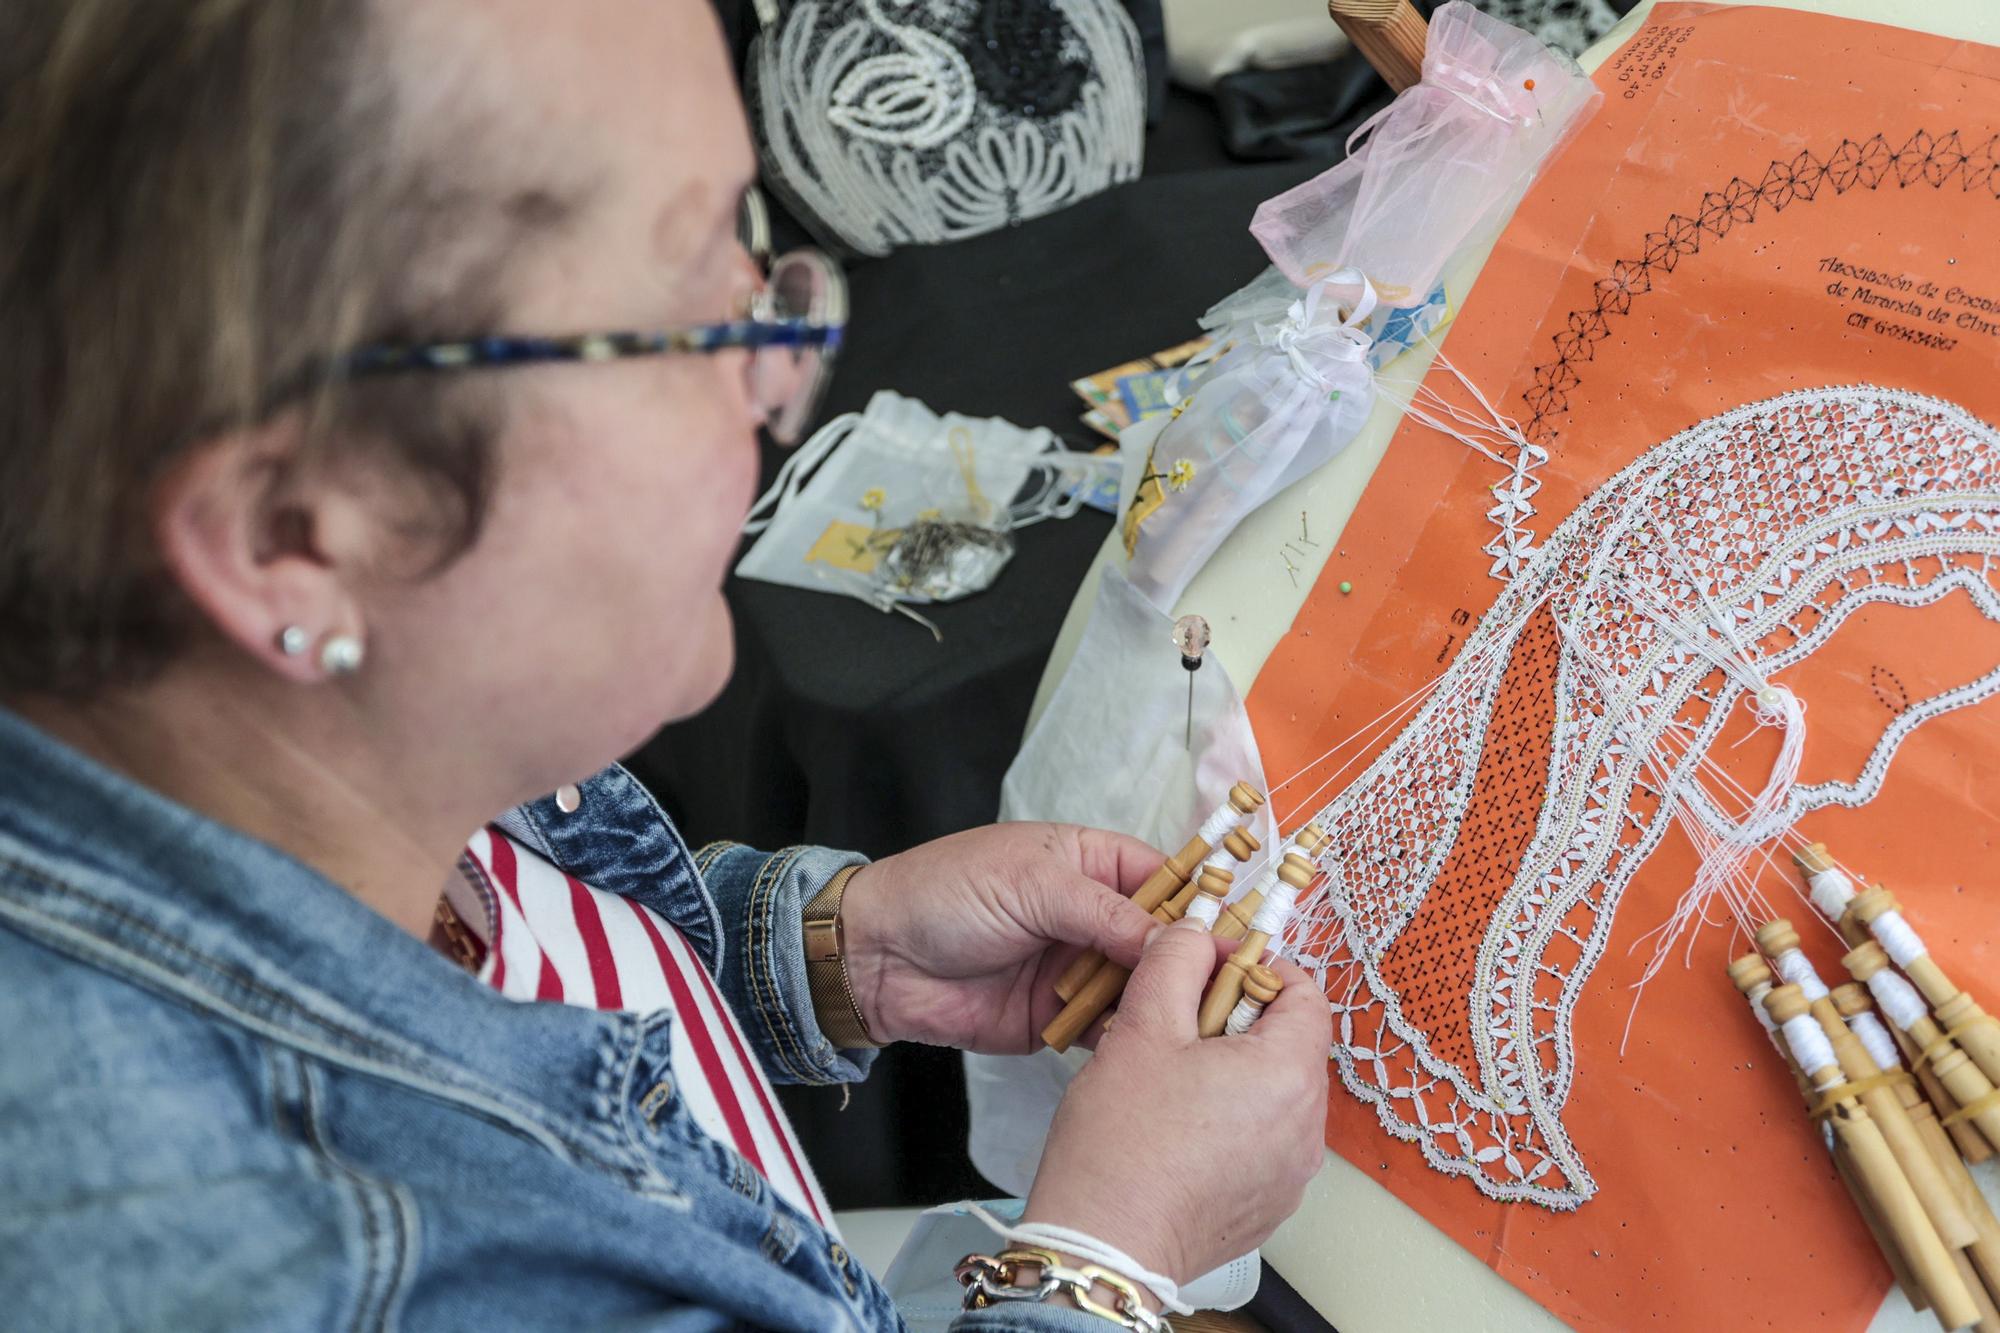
[737,391,1115,630]
[1122,271,1377,612]
[1248,0,1600,304]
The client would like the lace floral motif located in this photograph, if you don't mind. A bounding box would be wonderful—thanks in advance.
[1285,386,2000,1209]
[748,0,1144,257]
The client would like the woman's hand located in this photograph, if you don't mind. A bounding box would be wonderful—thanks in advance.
[836,822,1162,1053]
[1023,919,1331,1284]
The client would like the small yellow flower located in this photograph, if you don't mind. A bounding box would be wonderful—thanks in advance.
[859,487,886,512]
[1167,459,1197,492]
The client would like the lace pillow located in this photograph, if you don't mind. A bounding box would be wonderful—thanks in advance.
[746,0,1147,258]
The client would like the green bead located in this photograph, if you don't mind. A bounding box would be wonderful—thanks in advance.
[1339,580,1353,594]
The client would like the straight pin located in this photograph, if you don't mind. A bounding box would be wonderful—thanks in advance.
[1173,614,1211,750]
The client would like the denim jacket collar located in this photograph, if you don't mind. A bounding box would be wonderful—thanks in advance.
[0,705,672,1181]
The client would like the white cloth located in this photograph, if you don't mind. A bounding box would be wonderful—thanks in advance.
[1162,0,1350,91]
[738,390,1110,611]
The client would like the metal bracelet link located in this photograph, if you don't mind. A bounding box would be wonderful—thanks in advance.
[954,1249,1171,1332]
[955,1253,1060,1305]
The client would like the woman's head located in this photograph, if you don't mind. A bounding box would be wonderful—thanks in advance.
[2,1,778,797]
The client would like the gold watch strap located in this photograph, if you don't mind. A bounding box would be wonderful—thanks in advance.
[801,863,880,1049]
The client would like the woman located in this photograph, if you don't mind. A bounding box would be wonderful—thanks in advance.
[0,2,1330,1328]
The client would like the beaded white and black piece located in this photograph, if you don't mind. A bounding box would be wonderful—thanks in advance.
[1475,0,1627,59]
[1280,385,2000,1209]
[747,0,1145,257]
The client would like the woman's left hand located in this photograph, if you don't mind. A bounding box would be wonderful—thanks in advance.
[837,822,1163,1053]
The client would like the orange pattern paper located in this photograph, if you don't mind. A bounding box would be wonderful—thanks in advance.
[1245,6,2000,1327]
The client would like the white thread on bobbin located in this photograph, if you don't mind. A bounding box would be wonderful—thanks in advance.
[1194,846,1239,884]
[1185,895,1223,929]
[1194,803,1242,849]
[1771,949,1831,1003]
[1848,1011,1903,1071]
[1248,881,1300,938]
[1866,967,1931,1032]
[1238,861,1282,907]
[1224,995,1267,1036]
[1745,982,1784,1046]
[1871,910,1928,969]
[1781,1013,1839,1079]
[1808,869,1857,923]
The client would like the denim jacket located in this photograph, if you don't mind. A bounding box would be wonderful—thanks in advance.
[0,707,1106,1332]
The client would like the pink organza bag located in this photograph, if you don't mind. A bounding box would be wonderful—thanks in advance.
[1249,1,1599,304]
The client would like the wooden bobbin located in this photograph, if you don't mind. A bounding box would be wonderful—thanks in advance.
[1195,834,1322,1038]
[1832,982,1934,1128]
[1179,865,1236,927]
[1851,887,2000,1096]
[1765,985,1981,1331]
[1757,921,1978,1251]
[1835,983,2000,1315]
[1789,841,1866,947]
[1041,822,1263,1053]
[1168,832,1256,912]
[1728,953,1814,1101]
[1215,823,1327,943]
[1326,0,1429,93]
[1229,781,1269,817]
[1195,868,1234,904]
[1742,957,1926,1312]
[1840,1141,1935,1315]
[1214,890,1263,943]
[1053,782,1264,1000]
[1850,941,2000,1160]
[1224,965,1286,1036]
[1843,934,1995,1164]
[1244,964,1283,1005]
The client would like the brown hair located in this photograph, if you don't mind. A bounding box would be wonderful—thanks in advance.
[0,2,543,695]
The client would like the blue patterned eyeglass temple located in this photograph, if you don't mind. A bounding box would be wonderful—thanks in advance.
[319,191,847,444]
[334,318,842,379]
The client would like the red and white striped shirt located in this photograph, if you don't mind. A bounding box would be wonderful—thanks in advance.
[449,826,832,1227]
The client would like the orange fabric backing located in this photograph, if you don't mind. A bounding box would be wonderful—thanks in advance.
[1245,5,2000,1327]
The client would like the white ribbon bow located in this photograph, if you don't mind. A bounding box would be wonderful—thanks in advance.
[1261,269,1378,391]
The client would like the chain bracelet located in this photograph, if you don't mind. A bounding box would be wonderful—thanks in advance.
[954,1250,1171,1332]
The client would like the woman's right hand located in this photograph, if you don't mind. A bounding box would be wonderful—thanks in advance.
[1021,917,1332,1284]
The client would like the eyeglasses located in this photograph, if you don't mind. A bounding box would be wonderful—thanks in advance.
[317,189,846,446]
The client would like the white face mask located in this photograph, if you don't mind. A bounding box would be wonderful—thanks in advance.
[736,390,1116,632]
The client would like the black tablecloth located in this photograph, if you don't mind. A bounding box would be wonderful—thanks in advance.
[624,156,1325,1207]
[630,156,1321,857]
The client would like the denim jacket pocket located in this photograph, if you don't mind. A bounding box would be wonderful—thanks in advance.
[264,1047,421,1331]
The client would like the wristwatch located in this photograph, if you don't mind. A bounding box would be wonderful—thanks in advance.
[801,863,881,1049]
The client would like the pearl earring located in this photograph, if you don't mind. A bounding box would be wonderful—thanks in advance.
[319,634,365,676]
[277,625,310,656]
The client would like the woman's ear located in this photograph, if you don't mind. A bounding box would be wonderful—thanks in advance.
[151,421,372,683]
